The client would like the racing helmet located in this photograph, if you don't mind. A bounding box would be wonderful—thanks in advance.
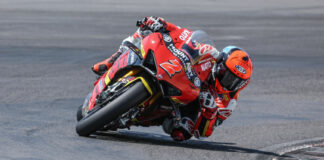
[212,46,253,93]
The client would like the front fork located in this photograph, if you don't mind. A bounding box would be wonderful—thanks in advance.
[169,98,182,128]
[83,68,154,117]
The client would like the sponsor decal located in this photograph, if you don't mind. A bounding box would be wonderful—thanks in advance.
[235,65,246,74]
[179,29,190,41]
[218,108,232,118]
[198,44,213,56]
[109,51,129,80]
[159,59,182,78]
[163,33,201,87]
[197,57,213,64]
[201,61,212,71]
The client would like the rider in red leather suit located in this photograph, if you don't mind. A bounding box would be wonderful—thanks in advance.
[92,17,253,141]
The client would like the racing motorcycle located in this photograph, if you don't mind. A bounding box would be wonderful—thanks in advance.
[76,29,216,137]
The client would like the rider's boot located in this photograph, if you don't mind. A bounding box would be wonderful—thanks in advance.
[92,51,122,75]
[163,117,194,141]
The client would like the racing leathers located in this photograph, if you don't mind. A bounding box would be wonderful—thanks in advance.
[92,16,249,141]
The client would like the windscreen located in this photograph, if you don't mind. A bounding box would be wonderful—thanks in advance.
[190,30,215,46]
[181,30,215,63]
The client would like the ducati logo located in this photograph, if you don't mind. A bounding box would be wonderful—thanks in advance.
[163,34,172,42]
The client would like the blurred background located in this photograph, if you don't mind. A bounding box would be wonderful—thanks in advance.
[0,0,324,159]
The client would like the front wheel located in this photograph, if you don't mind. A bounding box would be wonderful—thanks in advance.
[76,105,83,121]
[76,81,150,136]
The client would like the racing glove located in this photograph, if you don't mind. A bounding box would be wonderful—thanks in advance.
[136,16,166,32]
[192,91,219,138]
[199,91,218,119]
[162,116,194,141]
[200,91,217,110]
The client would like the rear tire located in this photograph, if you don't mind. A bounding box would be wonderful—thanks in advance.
[76,81,149,136]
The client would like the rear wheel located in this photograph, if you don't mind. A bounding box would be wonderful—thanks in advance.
[76,81,149,136]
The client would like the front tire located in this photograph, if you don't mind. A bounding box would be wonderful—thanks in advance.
[76,81,149,136]
[76,105,83,121]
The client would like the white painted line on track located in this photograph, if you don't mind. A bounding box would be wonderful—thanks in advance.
[253,137,324,160]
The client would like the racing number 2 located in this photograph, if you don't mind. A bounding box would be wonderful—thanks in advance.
[159,59,182,78]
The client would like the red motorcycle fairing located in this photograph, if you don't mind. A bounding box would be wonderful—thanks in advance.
[141,28,202,104]
[88,50,144,111]
[88,72,108,111]
[88,28,215,111]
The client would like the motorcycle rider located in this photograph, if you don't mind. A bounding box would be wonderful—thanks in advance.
[92,17,253,141]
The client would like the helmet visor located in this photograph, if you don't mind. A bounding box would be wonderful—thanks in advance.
[219,69,247,91]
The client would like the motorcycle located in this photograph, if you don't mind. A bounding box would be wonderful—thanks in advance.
[76,29,216,138]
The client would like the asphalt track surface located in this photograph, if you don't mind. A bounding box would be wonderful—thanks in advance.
[277,143,324,160]
[1,0,324,159]
[282,145,324,160]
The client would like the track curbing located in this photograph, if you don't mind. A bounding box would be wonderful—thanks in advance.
[254,137,324,160]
